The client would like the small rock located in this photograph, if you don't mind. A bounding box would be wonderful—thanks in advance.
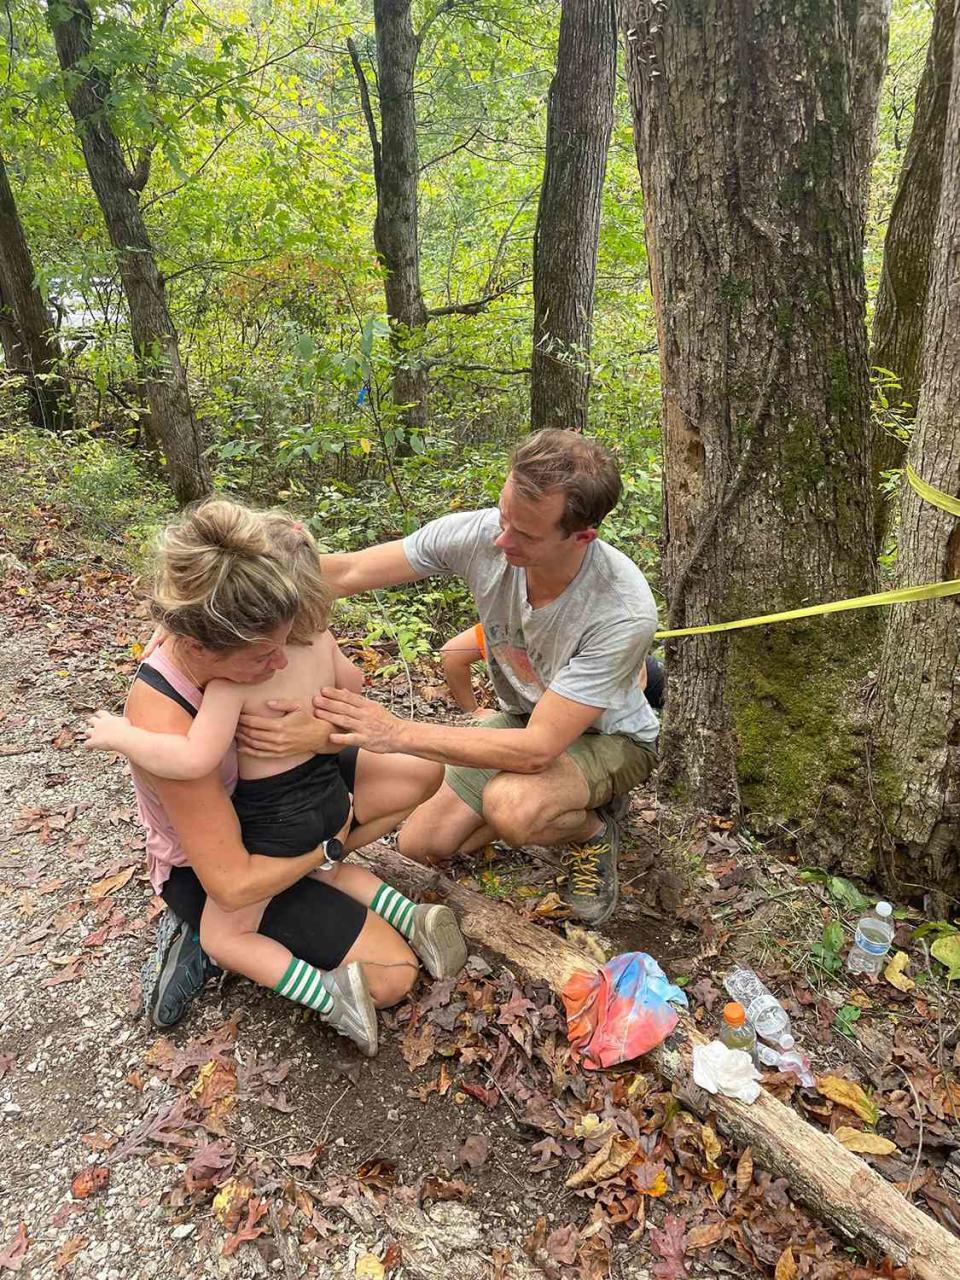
[171,1223,196,1240]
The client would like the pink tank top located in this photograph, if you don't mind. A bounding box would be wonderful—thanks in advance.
[128,649,238,894]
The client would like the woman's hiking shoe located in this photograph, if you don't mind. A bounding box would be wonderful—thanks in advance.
[560,818,620,927]
[408,904,468,979]
[142,910,218,1029]
[318,962,378,1057]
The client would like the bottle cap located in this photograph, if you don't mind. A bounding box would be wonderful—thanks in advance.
[723,1002,746,1026]
[876,901,893,918]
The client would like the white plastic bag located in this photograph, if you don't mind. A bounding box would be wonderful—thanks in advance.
[693,1040,762,1104]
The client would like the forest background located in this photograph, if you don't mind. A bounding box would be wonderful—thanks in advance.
[1,0,958,909]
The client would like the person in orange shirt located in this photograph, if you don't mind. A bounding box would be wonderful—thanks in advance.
[441,623,664,719]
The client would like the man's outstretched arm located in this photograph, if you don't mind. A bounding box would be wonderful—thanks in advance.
[310,686,602,774]
[319,540,424,598]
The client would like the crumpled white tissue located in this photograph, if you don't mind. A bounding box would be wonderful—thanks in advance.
[693,1040,762,1104]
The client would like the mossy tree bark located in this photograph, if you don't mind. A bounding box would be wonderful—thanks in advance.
[0,151,70,432]
[47,0,210,506]
[871,0,955,543]
[622,0,878,863]
[530,0,617,433]
[872,13,960,913]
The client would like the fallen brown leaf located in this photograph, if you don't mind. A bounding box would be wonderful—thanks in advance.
[817,1075,880,1125]
[884,951,915,992]
[70,1166,109,1200]
[53,1236,87,1272]
[686,1222,725,1250]
[88,865,135,903]
[565,1136,640,1190]
[419,1175,472,1204]
[458,1133,489,1169]
[736,1146,754,1195]
[834,1126,897,1157]
[774,1245,798,1280]
[0,1223,29,1272]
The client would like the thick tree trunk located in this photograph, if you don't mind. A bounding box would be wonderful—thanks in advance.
[871,0,955,533]
[0,152,69,432]
[46,0,210,505]
[372,0,429,439]
[622,1,878,865]
[530,0,617,433]
[852,0,892,229]
[872,13,960,913]
[357,845,960,1279]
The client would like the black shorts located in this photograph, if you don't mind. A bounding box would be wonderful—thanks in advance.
[232,753,351,858]
[162,863,366,972]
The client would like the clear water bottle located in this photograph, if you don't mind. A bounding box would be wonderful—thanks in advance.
[723,967,793,1049]
[719,1002,757,1057]
[757,1035,815,1087]
[846,901,894,975]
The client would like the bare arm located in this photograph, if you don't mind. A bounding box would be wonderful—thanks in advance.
[319,539,424,599]
[86,680,246,780]
[311,686,602,773]
[127,684,330,910]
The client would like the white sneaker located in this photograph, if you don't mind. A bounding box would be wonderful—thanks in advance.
[408,904,468,979]
[318,962,378,1057]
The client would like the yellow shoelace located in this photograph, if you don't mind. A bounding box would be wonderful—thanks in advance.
[562,841,605,895]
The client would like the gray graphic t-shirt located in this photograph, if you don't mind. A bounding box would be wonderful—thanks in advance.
[404,509,660,743]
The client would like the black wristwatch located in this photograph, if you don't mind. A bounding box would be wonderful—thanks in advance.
[324,838,345,862]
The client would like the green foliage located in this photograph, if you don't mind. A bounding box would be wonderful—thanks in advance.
[810,919,845,975]
[798,870,871,913]
[0,423,172,568]
[834,1004,862,1037]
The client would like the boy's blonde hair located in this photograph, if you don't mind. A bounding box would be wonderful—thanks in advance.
[261,512,333,644]
[151,499,300,651]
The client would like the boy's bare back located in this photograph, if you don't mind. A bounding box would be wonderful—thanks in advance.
[237,632,340,781]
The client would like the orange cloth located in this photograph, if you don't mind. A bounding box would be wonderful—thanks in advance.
[473,622,486,659]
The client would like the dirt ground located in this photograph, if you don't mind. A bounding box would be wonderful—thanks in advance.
[2,536,959,1280]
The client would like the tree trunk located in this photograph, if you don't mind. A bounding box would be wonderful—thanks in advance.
[622,0,878,864]
[0,151,69,432]
[530,0,617,433]
[372,0,429,440]
[46,0,210,505]
[872,13,960,913]
[852,0,892,229]
[871,0,955,533]
[357,845,960,1280]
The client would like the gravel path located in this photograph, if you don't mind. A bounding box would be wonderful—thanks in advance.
[0,595,657,1280]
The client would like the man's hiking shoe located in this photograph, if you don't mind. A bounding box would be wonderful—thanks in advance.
[560,818,620,927]
[142,910,217,1029]
[318,962,378,1057]
[408,904,468,979]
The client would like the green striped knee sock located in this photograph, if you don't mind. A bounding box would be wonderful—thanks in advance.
[274,957,334,1015]
[370,884,416,940]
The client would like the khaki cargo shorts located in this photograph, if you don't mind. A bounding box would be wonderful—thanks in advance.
[445,711,659,816]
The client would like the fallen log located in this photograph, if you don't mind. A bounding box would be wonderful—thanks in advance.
[357,844,960,1280]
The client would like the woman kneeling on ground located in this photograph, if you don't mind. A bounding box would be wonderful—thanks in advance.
[85,499,463,1057]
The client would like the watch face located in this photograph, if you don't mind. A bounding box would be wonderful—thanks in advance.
[326,838,345,862]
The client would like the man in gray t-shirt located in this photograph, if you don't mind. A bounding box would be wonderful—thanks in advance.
[305,431,659,926]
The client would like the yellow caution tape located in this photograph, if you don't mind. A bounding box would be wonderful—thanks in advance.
[655,466,960,640]
[906,462,960,516]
